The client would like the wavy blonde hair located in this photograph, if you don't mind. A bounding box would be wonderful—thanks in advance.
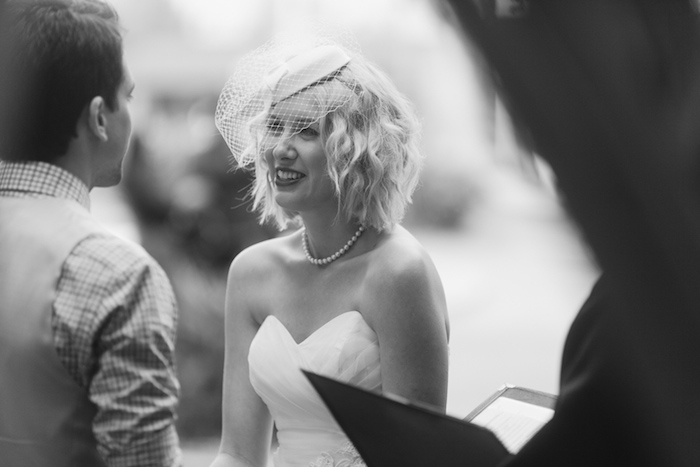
[246,56,424,232]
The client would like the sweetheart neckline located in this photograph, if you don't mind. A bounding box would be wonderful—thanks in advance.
[264,311,366,346]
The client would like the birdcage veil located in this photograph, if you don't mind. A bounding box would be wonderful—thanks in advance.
[214,25,362,167]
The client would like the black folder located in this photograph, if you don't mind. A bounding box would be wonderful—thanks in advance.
[304,370,512,467]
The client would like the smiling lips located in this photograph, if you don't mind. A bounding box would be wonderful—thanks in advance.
[275,168,305,186]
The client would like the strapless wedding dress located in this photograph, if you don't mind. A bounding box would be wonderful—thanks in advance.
[248,311,381,467]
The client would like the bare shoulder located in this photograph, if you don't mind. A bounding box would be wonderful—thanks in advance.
[361,225,450,343]
[365,226,441,289]
[228,232,297,280]
[225,232,299,309]
[362,226,447,319]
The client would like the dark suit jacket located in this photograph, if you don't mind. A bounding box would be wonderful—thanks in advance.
[445,1,700,465]
[505,273,700,466]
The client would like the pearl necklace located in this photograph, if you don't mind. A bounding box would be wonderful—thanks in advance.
[302,225,366,266]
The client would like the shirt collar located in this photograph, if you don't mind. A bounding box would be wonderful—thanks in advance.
[0,161,91,210]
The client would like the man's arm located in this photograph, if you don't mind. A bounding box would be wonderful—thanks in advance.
[55,234,182,467]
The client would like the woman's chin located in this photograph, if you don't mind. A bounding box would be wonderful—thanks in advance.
[273,193,302,212]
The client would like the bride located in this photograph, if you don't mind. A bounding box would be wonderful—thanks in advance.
[209,30,450,467]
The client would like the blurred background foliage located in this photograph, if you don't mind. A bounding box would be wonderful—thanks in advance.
[103,0,548,441]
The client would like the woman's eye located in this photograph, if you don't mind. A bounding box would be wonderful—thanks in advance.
[299,126,319,138]
[266,118,283,136]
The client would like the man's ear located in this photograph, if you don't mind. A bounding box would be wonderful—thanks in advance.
[87,96,109,142]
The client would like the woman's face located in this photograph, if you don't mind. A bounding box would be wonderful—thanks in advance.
[263,91,337,216]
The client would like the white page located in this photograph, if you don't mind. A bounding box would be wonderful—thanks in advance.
[470,397,554,453]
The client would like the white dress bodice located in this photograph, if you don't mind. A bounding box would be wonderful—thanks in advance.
[248,311,381,467]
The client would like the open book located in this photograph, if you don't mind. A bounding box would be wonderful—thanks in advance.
[304,371,556,467]
[465,384,556,454]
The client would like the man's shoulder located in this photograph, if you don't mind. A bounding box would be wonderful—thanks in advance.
[65,232,177,323]
[72,231,167,279]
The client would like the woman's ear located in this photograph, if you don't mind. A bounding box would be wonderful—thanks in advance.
[87,96,108,142]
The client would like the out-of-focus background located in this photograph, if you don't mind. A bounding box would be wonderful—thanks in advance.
[94,0,600,464]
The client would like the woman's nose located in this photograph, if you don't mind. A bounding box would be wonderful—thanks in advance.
[271,137,297,160]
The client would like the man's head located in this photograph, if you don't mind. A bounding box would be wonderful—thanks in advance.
[0,0,132,187]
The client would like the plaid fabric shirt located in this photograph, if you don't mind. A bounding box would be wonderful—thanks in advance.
[0,161,182,467]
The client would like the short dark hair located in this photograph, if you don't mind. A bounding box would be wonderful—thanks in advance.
[0,0,123,162]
